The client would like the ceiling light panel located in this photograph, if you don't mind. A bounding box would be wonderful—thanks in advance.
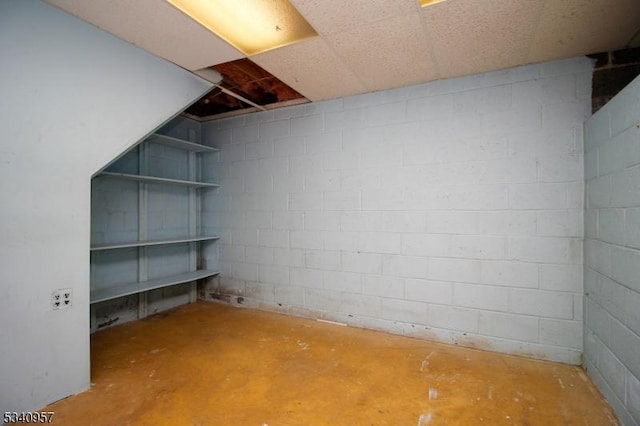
[420,0,447,7]
[166,0,318,56]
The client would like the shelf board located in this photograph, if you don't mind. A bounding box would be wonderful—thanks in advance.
[90,270,219,304]
[98,172,219,188]
[91,235,220,251]
[147,133,220,153]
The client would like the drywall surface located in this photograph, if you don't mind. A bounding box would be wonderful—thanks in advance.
[0,0,210,412]
[584,74,640,425]
[202,58,592,364]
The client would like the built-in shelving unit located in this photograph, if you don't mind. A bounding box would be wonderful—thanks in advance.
[90,126,219,329]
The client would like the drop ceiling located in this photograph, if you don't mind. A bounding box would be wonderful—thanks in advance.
[46,0,640,118]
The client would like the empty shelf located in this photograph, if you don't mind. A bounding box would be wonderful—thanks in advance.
[90,270,219,303]
[91,235,220,251]
[147,134,220,153]
[98,172,219,188]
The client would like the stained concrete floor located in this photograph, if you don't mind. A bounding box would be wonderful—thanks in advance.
[48,302,618,425]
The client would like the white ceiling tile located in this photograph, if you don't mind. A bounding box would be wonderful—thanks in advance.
[252,37,366,101]
[528,0,640,63]
[327,12,440,92]
[291,0,419,35]
[423,0,546,78]
[45,0,243,70]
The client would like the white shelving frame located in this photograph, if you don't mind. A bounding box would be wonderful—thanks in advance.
[89,132,219,308]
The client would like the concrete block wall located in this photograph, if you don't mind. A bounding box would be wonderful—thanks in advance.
[202,58,592,364]
[584,74,640,425]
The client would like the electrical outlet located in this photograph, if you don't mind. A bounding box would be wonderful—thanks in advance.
[51,288,72,310]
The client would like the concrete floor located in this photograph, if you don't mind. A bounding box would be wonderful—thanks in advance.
[48,302,618,425]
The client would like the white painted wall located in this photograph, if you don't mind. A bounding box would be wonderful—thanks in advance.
[584,75,640,426]
[202,58,592,365]
[0,0,211,412]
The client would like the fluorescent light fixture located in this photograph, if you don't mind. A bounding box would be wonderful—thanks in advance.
[167,0,318,56]
[420,0,448,7]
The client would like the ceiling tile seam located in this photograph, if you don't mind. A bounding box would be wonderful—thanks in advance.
[524,0,552,65]
[317,35,372,93]
[417,8,443,81]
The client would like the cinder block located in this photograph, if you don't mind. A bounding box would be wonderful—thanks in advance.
[273,248,304,267]
[258,229,290,248]
[304,287,340,311]
[453,235,505,260]
[273,136,304,157]
[625,289,640,336]
[611,166,640,208]
[609,81,640,137]
[274,285,305,306]
[381,298,429,324]
[586,239,612,277]
[305,131,342,154]
[304,211,340,231]
[305,249,341,271]
[245,281,275,302]
[429,258,481,284]
[246,140,274,160]
[628,371,640,424]
[448,184,508,210]
[323,190,360,211]
[539,319,582,350]
[453,282,508,311]
[289,192,322,211]
[232,229,258,246]
[231,123,259,144]
[220,143,245,163]
[290,114,324,136]
[259,119,290,140]
[360,144,403,169]
[536,210,583,238]
[454,84,512,116]
[427,211,477,234]
[402,233,451,257]
[341,211,381,232]
[510,288,574,319]
[290,230,324,250]
[509,183,567,210]
[323,231,358,251]
[597,209,625,245]
[382,255,428,279]
[219,244,245,262]
[290,267,323,288]
[585,298,612,346]
[361,275,404,298]
[428,305,479,333]
[232,262,259,282]
[289,154,322,174]
[380,211,426,232]
[358,232,401,254]
[322,148,359,171]
[258,264,289,285]
[480,260,539,288]
[272,212,304,230]
[478,311,539,341]
[508,236,582,264]
[405,279,453,305]
[609,319,640,379]
[341,169,382,191]
[341,251,383,274]
[598,276,627,324]
[340,293,382,318]
[611,246,640,293]
[304,171,340,193]
[323,270,362,293]
[245,246,274,265]
[406,94,454,125]
[539,264,582,292]
[587,175,613,209]
[477,207,537,236]
[626,208,640,250]
[272,170,304,193]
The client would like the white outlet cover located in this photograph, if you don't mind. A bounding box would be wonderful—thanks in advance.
[51,288,72,310]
